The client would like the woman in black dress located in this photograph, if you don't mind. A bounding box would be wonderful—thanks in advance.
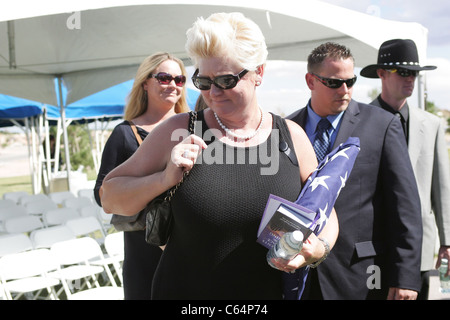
[94,52,189,299]
[101,13,339,299]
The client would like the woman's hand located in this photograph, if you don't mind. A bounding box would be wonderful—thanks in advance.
[268,232,326,273]
[164,134,207,186]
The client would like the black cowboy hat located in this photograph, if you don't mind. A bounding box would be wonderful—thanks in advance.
[360,39,436,78]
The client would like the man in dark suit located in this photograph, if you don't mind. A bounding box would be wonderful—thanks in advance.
[288,42,422,299]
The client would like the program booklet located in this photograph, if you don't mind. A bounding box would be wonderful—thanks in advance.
[257,194,318,250]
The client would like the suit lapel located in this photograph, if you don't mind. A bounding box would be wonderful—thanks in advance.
[290,106,308,129]
[408,106,425,169]
[332,100,361,149]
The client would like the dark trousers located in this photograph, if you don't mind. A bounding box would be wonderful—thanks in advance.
[123,230,162,300]
[417,270,432,300]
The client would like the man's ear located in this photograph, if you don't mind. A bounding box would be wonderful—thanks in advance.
[377,69,386,80]
[305,72,315,90]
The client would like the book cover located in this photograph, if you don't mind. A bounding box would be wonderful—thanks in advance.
[257,194,317,250]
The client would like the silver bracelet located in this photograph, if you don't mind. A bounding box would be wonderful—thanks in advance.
[309,237,330,268]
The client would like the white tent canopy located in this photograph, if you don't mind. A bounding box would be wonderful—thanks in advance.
[0,0,430,192]
[1,0,430,106]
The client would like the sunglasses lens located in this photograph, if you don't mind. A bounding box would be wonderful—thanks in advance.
[398,69,418,77]
[215,75,238,89]
[323,77,356,88]
[174,75,186,86]
[325,79,342,89]
[193,77,212,90]
[157,73,171,84]
[154,73,186,86]
[345,77,357,88]
[192,69,247,90]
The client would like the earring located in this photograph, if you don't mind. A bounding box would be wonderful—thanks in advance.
[256,81,261,86]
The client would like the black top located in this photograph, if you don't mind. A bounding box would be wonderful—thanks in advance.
[151,110,303,299]
[94,121,148,206]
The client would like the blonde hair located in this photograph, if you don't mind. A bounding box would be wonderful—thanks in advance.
[124,52,190,120]
[185,12,268,71]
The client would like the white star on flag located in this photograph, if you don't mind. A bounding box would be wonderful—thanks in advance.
[337,171,348,197]
[309,175,330,191]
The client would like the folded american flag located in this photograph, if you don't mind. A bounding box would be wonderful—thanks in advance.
[283,136,360,300]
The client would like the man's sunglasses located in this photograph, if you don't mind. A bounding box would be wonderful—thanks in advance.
[386,68,419,78]
[148,72,186,87]
[311,73,357,89]
[191,69,249,90]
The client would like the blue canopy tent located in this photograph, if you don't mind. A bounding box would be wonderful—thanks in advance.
[47,79,200,121]
[0,81,200,194]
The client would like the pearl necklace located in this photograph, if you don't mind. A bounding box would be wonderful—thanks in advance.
[213,108,264,141]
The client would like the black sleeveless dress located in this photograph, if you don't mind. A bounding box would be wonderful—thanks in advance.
[151,111,302,300]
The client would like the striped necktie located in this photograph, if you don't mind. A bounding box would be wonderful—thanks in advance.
[313,118,331,162]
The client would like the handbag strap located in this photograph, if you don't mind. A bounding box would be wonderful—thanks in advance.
[128,120,143,145]
[165,110,197,201]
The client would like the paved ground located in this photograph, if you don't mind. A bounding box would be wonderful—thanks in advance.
[0,139,31,178]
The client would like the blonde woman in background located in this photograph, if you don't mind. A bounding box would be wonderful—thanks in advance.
[94,52,189,299]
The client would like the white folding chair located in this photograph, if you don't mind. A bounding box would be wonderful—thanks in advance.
[78,204,100,218]
[77,189,95,202]
[0,199,15,209]
[48,191,76,207]
[78,205,113,234]
[65,216,106,244]
[0,249,61,300]
[24,199,57,216]
[0,204,27,233]
[19,194,51,206]
[42,207,80,227]
[49,237,118,299]
[97,206,114,232]
[0,233,33,257]
[62,197,92,210]
[95,231,124,286]
[69,286,123,300]
[3,191,29,204]
[30,225,76,249]
[3,215,44,234]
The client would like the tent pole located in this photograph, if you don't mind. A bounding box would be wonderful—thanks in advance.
[57,75,72,191]
[54,119,62,173]
[417,74,425,110]
[43,111,51,184]
[22,118,37,194]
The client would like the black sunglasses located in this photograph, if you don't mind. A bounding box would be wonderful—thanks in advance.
[148,72,186,87]
[311,73,357,89]
[386,68,419,78]
[191,69,249,90]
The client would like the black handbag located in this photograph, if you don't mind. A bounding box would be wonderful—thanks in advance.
[145,111,197,246]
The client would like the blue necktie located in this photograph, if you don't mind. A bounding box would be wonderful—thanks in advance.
[313,118,331,162]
